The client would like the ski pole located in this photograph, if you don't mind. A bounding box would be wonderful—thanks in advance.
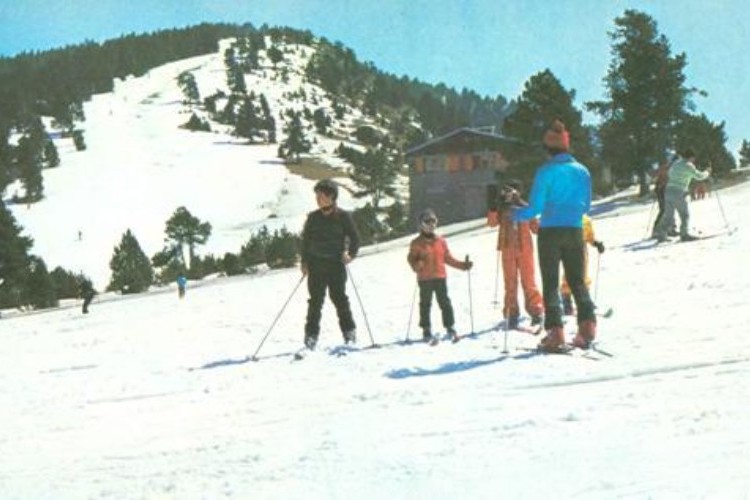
[502,306,509,354]
[644,197,657,239]
[492,251,500,306]
[465,255,474,335]
[405,283,417,343]
[347,265,379,348]
[594,250,602,303]
[710,178,732,230]
[250,274,305,361]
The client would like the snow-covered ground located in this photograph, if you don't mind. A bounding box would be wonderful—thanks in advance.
[1,175,748,498]
[3,41,750,499]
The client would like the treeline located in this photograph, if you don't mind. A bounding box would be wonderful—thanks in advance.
[306,38,511,142]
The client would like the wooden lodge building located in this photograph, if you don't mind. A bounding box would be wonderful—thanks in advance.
[405,127,517,226]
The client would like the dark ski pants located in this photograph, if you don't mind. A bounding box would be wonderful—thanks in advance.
[418,278,455,331]
[304,258,356,341]
[537,227,596,329]
[652,185,666,235]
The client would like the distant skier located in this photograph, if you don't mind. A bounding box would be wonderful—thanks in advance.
[300,179,360,351]
[653,148,711,242]
[649,156,678,238]
[177,274,187,299]
[512,119,598,352]
[407,208,473,344]
[487,180,543,330]
[79,277,96,314]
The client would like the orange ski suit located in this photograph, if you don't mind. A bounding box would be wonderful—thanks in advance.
[490,208,544,319]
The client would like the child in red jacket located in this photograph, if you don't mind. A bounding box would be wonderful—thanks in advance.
[407,209,473,344]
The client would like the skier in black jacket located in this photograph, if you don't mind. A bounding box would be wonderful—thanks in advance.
[300,179,360,350]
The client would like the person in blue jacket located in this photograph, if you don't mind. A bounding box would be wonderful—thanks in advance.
[513,120,597,352]
[177,274,187,299]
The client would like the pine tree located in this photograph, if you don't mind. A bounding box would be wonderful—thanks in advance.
[72,130,86,151]
[0,126,14,191]
[345,147,399,210]
[587,9,697,195]
[265,227,300,269]
[43,140,60,168]
[16,134,45,202]
[739,140,750,169]
[279,112,310,162]
[177,71,201,104]
[0,201,34,308]
[235,96,260,141]
[23,256,58,309]
[224,48,247,95]
[266,46,284,68]
[164,207,212,269]
[502,69,596,189]
[674,114,736,175]
[108,229,154,294]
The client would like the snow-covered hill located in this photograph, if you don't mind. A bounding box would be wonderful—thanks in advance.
[0,167,748,498]
[5,37,400,291]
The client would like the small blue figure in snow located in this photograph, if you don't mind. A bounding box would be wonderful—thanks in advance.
[177,275,187,299]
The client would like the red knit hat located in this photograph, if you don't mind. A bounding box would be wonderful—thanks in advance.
[543,119,570,151]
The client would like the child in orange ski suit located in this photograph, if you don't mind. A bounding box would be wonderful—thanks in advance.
[488,182,543,329]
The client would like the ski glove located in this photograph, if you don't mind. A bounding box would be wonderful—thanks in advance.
[593,241,605,254]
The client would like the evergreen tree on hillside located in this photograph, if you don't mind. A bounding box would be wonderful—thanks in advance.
[0,201,33,308]
[49,266,85,300]
[50,101,85,134]
[739,140,750,169]
[235,96,261,141]
[0,127,14,191]
[258,94,276,142]
[502,69,596,190]
[338,144,399,210]
[71,130,87,151]
[673,114,736,174]
[266,46,284,68]
[16,134,45,202]
[278,112,310,163]
[265,227,300,269]
[177,71,201,104]
[313,108,331,135]
[164,207,212,269]
[224,48,247,95]
[23,256,58,309]
[588,9,698,195]
[108,229,154,294]
[43,140,60,168]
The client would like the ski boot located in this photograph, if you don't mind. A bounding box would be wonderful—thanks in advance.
[538,326,566,353]
[572,320,596,349]
[343,329,357,345]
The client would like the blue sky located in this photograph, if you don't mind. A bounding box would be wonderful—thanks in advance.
[1,0,748,156]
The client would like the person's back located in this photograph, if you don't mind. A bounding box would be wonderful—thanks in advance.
[515,155,591,228]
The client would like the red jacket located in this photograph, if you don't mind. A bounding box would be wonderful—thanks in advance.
[407,232,466,281]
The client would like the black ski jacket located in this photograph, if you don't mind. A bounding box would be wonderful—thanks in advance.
[301,207,360,264]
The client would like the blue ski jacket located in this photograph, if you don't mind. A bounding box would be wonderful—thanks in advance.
[513,153,591,228]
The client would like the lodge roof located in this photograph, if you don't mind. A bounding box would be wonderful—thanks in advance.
[405,127,518,157]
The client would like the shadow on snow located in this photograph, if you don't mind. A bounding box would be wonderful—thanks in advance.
[385,355,507,379]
